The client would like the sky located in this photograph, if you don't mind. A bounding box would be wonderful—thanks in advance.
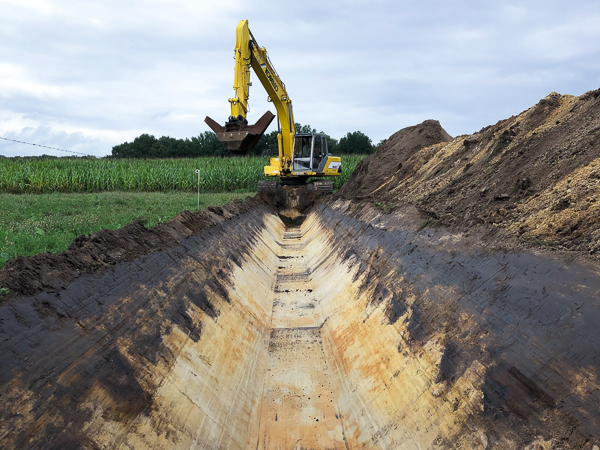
[1,0,599,157]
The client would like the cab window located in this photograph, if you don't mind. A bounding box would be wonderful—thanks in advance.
[312,135,322,169]
[294,136,311,158]
[293,136,312,170]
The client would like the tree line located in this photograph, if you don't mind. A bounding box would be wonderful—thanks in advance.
[111,124,377,158]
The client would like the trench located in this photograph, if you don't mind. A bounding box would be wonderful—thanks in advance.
[1,196,600,449]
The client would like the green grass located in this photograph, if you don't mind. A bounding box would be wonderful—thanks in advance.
[0,154,369,268]
[0,155,367,193]
[417,218,442,231]
[0,191,251,268]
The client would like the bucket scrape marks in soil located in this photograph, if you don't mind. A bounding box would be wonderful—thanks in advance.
[257,224,349,448]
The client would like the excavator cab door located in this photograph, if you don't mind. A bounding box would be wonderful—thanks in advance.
[311,135,324,170]
[293,135,312,171]
[292,133,328,172]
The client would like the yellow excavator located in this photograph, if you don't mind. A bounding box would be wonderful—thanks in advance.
[205,20,342,193]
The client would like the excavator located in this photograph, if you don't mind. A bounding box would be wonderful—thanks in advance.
[205,20,342,193]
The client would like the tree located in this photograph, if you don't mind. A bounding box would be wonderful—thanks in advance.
[110,127,376,158]
[111,134,157,158]
[295,123,316,134]
[252,129,279,156]
[190,132,227,157]
[334,131,375,154]
[319,132,337,154]
[376,138,387,148]
[152,136,179,157]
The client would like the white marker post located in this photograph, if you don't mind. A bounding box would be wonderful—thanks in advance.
[195,169,201,210]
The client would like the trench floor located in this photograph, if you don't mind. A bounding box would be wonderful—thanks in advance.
[256,225,350,449]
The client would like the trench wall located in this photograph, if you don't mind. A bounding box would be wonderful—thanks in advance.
[0,206,279,448]
[1,199,599,449]
[312,201,600,448]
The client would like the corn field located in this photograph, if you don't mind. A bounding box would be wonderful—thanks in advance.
[0,156,366,193]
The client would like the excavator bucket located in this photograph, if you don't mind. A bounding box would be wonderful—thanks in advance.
[205,111,275,155]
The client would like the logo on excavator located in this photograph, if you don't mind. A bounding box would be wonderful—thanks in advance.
[264,68,278,92]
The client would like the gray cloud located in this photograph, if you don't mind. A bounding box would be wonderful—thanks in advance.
[1,0,599,156]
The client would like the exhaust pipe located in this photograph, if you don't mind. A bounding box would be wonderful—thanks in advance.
[205,111,275,155]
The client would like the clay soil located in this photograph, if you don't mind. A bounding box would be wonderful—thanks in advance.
[337,88,600,257]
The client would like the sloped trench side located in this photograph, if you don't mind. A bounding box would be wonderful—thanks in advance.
[308,202,600,448]
[0,205,283,449]
[258,209,493,448]
[2,196,600,449]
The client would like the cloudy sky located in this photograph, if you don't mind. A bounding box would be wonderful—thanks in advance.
[1,0,599,157]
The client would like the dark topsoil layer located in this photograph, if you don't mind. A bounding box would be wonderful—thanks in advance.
[0,197,260,300]
[0,190,323,301]
[336,88,600,256]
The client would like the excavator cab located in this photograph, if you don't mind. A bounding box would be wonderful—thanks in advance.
[293,134,327,172]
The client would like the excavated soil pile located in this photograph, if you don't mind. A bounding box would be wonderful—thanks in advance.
[338,89,600,255]
[337,119,452,198]
[1,92,600,450]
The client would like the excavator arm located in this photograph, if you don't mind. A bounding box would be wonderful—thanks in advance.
[205,21,291,159]
[205,20,341,183]
[246,26,297,173]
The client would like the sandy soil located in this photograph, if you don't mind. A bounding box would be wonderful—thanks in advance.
[337,88,600,257]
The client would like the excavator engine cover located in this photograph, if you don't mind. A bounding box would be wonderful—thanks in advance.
[205,111,275,155]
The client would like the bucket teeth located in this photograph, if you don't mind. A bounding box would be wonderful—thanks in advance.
[205,111,275,155]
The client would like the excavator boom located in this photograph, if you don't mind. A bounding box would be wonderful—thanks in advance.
[205,20,341,188]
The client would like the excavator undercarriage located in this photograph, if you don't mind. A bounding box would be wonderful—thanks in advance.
[257,179,333,193]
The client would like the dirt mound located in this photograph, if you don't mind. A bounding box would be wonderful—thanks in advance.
[338,89,600,255]
[0,197,263,300]
[337,119,452,197]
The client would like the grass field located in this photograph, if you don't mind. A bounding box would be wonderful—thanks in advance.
[0,191,252,269]
[0,155,367,270]
[0,155,366,193]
